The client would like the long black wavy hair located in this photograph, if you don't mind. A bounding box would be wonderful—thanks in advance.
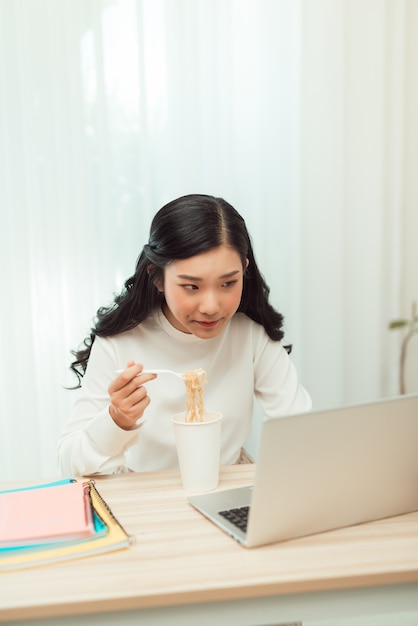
[69,194,286,386]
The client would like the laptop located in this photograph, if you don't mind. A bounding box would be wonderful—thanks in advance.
[188,393,418,548]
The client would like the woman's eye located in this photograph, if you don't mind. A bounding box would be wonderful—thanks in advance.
[222,280,237,288]
[182,284,198,290]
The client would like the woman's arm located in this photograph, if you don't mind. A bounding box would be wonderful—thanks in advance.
[254,332,312,417]
[57,338,154,476]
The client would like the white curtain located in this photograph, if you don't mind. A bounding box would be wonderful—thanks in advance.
[0,0,415,482]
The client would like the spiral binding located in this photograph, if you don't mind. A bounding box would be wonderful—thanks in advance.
[87,480,136,545]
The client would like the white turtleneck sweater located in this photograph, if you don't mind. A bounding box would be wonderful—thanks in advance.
[57,310,312,476]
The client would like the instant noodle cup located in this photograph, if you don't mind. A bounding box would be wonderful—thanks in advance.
[172,411,223,492]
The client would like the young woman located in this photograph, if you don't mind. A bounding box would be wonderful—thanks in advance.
[57,194,311,476]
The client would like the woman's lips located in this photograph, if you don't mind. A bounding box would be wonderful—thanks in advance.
[196,320,218,328]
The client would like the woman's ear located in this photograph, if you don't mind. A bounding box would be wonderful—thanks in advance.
[147,264,164,292]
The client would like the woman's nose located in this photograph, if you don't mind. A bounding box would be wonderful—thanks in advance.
[198,291,219,315]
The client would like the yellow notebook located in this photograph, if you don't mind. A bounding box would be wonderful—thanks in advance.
[0,481,134,571]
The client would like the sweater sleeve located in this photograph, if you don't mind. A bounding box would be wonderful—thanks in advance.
[253,330,312,417]
[57,336,143,476]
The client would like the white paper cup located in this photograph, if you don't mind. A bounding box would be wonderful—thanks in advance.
[172,411,223,492]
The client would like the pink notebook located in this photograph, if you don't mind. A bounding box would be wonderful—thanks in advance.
[0,480,95,547]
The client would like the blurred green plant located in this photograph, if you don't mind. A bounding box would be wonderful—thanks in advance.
[389,301,418,394]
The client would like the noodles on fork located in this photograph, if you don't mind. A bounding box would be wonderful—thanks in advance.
[183,368,207,422]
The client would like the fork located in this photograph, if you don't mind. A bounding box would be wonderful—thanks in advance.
[116,368,185,379]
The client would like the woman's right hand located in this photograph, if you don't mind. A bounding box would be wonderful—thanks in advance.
[108,361,157,430]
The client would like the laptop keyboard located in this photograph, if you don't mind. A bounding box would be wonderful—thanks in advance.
[218,506,250,532]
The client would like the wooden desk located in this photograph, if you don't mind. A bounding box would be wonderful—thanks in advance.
[1,465,418,626]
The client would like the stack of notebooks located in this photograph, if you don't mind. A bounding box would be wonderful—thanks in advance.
[0,478,133,571]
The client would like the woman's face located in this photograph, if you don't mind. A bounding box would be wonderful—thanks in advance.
[160,245,247,339]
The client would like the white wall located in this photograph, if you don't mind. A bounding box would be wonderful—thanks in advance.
[402,0,418,394]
